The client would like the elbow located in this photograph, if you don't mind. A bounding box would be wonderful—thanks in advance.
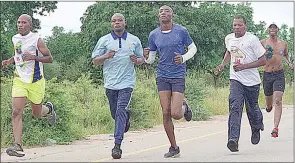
[48,55,53,63]
[260,57,266,66]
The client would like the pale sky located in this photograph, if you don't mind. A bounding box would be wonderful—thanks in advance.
[34,2,294,37]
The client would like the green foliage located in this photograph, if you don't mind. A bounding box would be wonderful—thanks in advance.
[1,69,209,147]
[0,1,57,31]
[1,1,58,76]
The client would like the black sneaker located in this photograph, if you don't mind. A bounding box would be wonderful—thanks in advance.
[265,105,273,113]
[125,109,130,133]
[164,146,180,158]
[183,100,192,121]
[227,139,239,152]
[111,146,122,159]
[251,128,261,145]
[6,143,25,157]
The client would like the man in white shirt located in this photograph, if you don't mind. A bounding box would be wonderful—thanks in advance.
[216,15,266,152]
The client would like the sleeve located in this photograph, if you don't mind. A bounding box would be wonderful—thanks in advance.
[91,37,107,59]
[251,36,266,58]
[148,32,157,51]
[183,28,193,46]
[224,35,230,51]
[135,38,143,57]
[35,34,42,49]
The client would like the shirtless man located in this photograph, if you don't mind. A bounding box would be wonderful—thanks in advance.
[260,23,294,138]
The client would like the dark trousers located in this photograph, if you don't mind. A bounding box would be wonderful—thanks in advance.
[228,79,263,142]
[106,88,132,145]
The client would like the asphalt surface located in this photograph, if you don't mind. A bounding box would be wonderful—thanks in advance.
[1,105,293,162]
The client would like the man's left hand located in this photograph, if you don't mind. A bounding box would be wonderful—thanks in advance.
[174,52,183,64]
[233,62,247,72]
[23,52,36,61]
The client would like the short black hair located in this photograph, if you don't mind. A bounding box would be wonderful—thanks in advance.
[234,15,247,25]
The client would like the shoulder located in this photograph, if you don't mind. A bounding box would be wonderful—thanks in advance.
[174,24,189,32]
[225,33,234,41]
[127,32,139,40]
[99,33,112,41]
[12,33,21,40]
[247,32,260,42]
[149,27,160,37]
[279,39,288,46]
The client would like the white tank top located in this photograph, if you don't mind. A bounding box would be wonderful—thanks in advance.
[12,32,44,83]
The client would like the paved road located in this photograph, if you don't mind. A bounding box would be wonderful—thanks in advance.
[1,105,293,162]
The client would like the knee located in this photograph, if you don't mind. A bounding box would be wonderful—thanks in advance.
[12,108,23,118]
[115,108,126,117]
[274,98,282,106]
[171,110,182,120]
[162,109,171,120]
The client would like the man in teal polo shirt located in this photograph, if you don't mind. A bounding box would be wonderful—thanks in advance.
[92,13,144,159]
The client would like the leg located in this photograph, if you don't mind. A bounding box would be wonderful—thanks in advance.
[28,78,56,124]
[6,97,27,157]
[171,92,184,120]
[157,78,180,158]
[105,89,118,120]
[244,84,263,145]
[263,72,274,112]
[159,91,175,146]
[111,88,132,159]
[31,103,49,117]
[170,78,192,121]
[227,80,244,152]
[228,80,244,142]
[114,88,132,145]
[273,70,285,129]
[12,97,26,145]
[273,91,284,128]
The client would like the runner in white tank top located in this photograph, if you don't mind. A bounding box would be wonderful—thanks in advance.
[1,14,57,157]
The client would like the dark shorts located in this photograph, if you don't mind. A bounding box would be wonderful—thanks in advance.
[156,78,185,93]
[263,69,285,96]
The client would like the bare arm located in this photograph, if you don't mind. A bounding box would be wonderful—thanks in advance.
[244,55,266,69]
[283,43,293,69]
[35,39,53,63]
[1,56,15,68]
[216,50,231,72]
[221,50,231,66]
[283,43,291,63]
[6,57,15,64]
[92,55,108,65]
[234,55,266,72]
[92,50,116,65]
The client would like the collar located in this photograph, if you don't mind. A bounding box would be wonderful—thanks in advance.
[111,30,127,40]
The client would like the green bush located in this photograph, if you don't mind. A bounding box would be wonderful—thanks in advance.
[1,68,208,148]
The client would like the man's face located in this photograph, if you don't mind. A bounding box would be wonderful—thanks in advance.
[17,16,31,35]
[268,25,279,36]
[158,6,173,23]
[111,15,125,33]
[233,18,246,37]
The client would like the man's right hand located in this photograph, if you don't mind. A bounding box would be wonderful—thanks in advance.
[143,48,150,60]
[1,59,11,68]
[215,64,225,72]
[104,50,116,59]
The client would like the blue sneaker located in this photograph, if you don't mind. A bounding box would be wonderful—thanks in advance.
[46,102,56,124]
[6,143,25,157]
[183,100,192,121]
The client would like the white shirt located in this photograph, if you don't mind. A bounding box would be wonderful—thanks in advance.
[12,32,44,83]
[225,32,266,86]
